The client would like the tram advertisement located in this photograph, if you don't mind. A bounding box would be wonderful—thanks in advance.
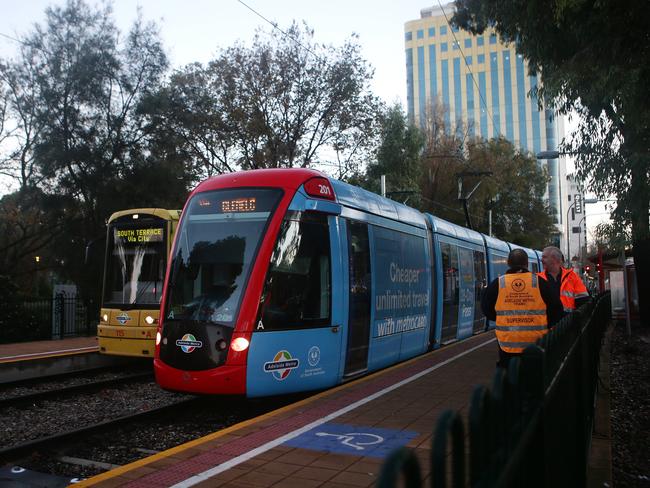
[457,248,475,339]
[372,227,429,340]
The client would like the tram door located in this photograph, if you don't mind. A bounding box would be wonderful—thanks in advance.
[344,221,371,376]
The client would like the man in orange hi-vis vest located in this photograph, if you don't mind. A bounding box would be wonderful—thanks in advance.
[482,249,564,367]
[539,246,591,313]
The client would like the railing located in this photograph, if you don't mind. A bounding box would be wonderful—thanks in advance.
[0,296,97,344]
[377,293,611,488]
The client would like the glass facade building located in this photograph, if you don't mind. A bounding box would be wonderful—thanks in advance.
[405,4,566,230]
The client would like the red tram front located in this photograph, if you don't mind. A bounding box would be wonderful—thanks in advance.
[154,169,343,396]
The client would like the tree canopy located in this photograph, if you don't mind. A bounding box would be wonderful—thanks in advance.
[146,22,383,181]
[452,0,650,322]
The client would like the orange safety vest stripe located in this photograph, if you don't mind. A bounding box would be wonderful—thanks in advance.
[495,273,548,354]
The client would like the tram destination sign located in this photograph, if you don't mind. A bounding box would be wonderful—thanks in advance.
[115,227,164,244]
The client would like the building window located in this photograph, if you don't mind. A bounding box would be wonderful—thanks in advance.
[417,29,424,39]
[441,42,448,52]
[452,26,459,32]
[453,41,460,50]
[405,32,412,41]
[428,27,435,37]
[464,38,472,48]
[466,55,473,65]
[440,25,448,35]
[477,54,485,64]
[489,34,497,44]
[477,36,484,46]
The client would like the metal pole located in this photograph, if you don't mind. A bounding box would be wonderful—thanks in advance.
[566,201,575,265]
[620,249,632,336]
[488,210,492,236]
[380,175,386,198]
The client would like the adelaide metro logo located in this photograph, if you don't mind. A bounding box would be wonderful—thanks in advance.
[264,350,299,381]
[176,333,203,353]
[511,279,526,292]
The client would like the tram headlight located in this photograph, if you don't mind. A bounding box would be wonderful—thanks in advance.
[144,315,155,325]
[102,314,108,323]
[155,331,161,346]
[230,337,250,352]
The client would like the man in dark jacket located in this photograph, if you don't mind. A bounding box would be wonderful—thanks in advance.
[482,248,564,367]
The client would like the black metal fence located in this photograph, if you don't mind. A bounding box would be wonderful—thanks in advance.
[377,293,611,488]
[0,295,96,344]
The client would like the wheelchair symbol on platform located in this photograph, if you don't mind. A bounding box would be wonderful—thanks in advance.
[315,431,384,451]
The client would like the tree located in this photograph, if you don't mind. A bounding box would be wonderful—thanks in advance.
[466,138,555,248]
[452,0,650,322]
[149,22,382,179]
[0,0,187,299]
[362,103,424,202]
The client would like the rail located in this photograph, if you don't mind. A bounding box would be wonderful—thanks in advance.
[377,292,611,487]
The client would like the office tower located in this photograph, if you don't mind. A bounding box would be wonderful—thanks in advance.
[405,4,573,250]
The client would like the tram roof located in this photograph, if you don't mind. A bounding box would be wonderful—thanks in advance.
[329,179,427,229]
[508,242,539,261]
[194,169,428,229]
[482,234,510,253]
[426,214,485,246]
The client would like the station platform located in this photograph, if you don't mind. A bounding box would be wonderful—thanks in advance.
[0,336,135,384]
[0,336,98,364]
[77,331,498,488]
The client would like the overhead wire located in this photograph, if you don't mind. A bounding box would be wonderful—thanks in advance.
[435,0,501,138]
[235,0,321,60]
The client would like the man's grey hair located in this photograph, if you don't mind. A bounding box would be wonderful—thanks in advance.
[543,246,564,261]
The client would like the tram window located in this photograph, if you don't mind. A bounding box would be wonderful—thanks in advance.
[531,261,539,273]
[440,242,459,342]
[473,250,487,333]
[258,213,331,330]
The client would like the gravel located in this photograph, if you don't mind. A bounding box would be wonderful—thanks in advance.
[610,321,650,487]
[0,367,151,400]
[0,380,188,446]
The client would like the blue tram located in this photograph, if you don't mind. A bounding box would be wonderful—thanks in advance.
[154,169,542,397]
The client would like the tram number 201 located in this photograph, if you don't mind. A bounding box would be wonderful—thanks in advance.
[318,184,331,196]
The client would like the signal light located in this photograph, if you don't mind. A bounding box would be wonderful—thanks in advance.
[231,337,250,352]
[585,265,591,273]
[155,331,161,346]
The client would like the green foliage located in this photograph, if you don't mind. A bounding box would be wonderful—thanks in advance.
[357,101,555,248]
[363,104,424,201]
[467,138,555,248]
[0,0,188,298]
[453,0,650,320]
[145,22,383,179]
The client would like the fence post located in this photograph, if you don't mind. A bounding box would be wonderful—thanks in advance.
[520,345,545,487]
[376,447,421,488]
[469,386,489,485]
[432,410,465,488]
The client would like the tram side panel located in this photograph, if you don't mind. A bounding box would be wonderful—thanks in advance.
[246,211,344,397]
[364,222,431,369]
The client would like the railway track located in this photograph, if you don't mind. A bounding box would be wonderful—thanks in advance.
[0,396,201,464]
[0,371,153,409]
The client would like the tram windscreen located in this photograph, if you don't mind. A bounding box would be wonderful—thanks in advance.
[103,216,167,307]
[164,188,283,327]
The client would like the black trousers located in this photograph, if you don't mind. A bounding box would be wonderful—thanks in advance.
[497,346,519,368]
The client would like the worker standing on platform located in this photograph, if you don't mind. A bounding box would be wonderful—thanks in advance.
[482,249,564,367]
[539,246,591,313]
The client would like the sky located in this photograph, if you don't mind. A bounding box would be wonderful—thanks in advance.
[0,0,612,235]
[0,0,438,107]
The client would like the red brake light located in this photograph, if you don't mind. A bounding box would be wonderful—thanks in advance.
[304,177,335,201]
